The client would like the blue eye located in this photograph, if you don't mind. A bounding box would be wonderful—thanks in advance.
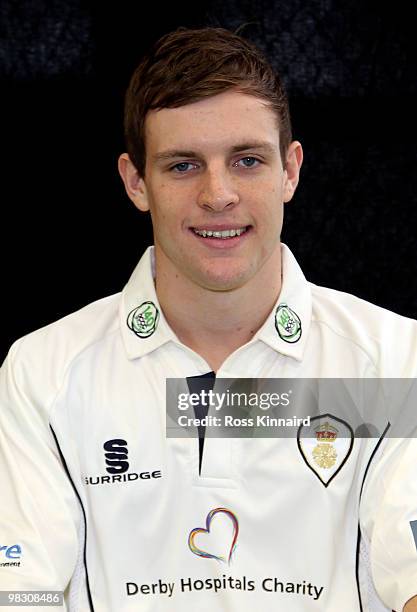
[237,157,260,168]
[172,162,195,173]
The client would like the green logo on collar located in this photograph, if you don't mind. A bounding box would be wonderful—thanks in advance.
[275,303,302,343]
[127,301,159,338]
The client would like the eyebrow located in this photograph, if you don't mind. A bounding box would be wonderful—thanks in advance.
[152,141,278,162]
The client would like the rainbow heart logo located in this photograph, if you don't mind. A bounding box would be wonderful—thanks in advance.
[188,507,239,564]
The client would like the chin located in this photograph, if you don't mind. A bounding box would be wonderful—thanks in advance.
[196,268,252,292]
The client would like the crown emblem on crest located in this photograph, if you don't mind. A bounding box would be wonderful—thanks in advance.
[314,422,338,442]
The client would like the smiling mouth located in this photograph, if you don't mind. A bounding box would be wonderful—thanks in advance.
[192,226,250,239]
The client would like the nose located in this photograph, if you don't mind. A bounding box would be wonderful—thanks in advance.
[196,167,239,212]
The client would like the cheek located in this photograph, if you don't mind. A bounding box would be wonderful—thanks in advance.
[157,185,195,225]
[148,184,174,224]
[151,198,184,238]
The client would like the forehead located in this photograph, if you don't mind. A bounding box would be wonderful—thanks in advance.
[144,91,280,155]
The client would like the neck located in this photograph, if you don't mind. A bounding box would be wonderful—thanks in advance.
[154,245,282,371]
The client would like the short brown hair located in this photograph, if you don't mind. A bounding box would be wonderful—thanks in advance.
[123,27,292,177]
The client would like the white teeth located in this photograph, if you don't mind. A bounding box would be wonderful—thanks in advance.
[193,227,247,238]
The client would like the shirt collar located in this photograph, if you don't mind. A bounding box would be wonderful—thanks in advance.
[120,244,311,361]
[255,243,311,361]
[120,246,179,359]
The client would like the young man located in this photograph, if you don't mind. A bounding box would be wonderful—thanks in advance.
[1,27,417,612]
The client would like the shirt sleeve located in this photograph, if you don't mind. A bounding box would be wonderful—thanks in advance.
[360,434,417,612]
[0,339,81,609]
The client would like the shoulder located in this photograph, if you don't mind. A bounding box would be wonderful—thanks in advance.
[309,282,417,376]
[15,291,121,357]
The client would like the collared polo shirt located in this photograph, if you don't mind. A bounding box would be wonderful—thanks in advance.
[1,244,417,612]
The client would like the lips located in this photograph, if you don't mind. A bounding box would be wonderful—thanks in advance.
[190,225,251,240]
[193,226,249,239]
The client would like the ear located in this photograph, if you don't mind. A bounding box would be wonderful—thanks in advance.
[283,141,303,203]
[117,153,150,212]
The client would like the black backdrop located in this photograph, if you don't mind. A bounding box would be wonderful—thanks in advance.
[1,0,416,362]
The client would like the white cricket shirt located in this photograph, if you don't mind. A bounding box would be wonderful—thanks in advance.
[1,244,417,612]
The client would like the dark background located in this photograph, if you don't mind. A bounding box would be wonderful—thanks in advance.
[1,0,416,362]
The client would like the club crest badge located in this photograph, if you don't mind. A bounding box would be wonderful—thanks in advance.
[127,301,159,338]
[188,508,239,564]
[275,303,302,343]
[297,414,354,486]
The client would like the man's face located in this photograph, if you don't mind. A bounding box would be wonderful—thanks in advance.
[129,90,301,292]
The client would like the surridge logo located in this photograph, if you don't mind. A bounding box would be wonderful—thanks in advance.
[104,438,129,474]
[83,438,162,486]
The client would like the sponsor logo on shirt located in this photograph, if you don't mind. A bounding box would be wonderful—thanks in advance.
[0,544,22,568]
[125,508,324,603]
[125,576,324,600]
[127,301,159,338]
[83,439,162,486]
[275,304,302,343]
[188,508,239,564]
